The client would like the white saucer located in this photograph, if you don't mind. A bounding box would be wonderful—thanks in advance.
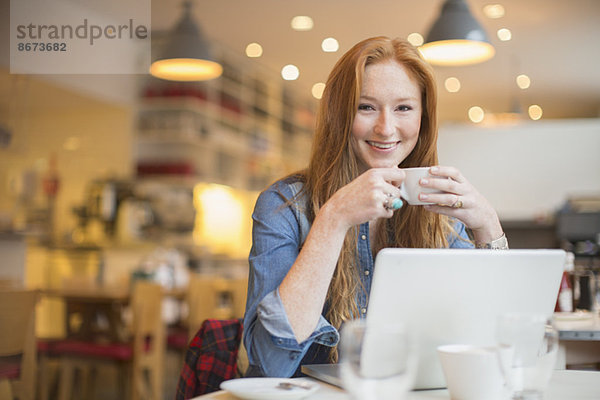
[220,377,319,400]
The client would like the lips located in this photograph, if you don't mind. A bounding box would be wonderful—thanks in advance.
[366,140,399,150]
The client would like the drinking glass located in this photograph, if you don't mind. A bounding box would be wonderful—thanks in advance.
[339,319,416,400]
[496,313,559,400]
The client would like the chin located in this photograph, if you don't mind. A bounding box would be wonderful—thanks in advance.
[375,156,405,168]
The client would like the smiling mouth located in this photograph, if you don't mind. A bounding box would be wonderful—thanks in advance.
[366,140,399,149]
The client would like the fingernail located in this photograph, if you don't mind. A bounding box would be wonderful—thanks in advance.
[430,166,439,172]
[420,178,429,185]
[420,194,428,200]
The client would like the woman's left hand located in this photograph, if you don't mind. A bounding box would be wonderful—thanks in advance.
[419,165,504,243]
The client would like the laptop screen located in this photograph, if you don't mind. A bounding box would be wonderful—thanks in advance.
[366,248,565,389]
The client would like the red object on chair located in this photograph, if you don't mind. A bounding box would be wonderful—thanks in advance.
[167,325,190,350]
[175,318,244,400]
[50,337,153,360]
[0,356,21,379]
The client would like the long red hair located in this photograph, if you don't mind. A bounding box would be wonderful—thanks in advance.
[299,37,453,360]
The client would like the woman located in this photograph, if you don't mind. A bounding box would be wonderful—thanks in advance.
[242,36,507,378]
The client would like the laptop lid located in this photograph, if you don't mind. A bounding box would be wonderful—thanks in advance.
[301,363,343,388]
[302,248,565,390]
[366,248,565,389]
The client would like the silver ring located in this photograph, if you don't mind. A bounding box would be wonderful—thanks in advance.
[383,193,394,211]
[384,198,392,211]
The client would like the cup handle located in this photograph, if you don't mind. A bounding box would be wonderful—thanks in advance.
[399,183,408,200]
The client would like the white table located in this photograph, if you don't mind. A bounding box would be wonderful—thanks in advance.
[193,370,600,399]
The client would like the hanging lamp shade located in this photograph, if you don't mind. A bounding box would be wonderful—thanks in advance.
[419,0,495,66]
[150,1,222,81]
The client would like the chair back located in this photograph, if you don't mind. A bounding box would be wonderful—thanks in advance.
[130,281,165,359]
[186,275,222,338]
[130,280,165,400]
[185,275,248,339]
[0,289,37,400]
[130,280,163,338]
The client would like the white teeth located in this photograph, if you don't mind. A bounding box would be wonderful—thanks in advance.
[367,141,396,149]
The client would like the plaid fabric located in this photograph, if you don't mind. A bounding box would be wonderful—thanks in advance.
[175,318,244,400]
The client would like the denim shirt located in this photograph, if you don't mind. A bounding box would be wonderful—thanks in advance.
[243,176,474,378]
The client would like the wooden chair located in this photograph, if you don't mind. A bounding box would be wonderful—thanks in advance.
[168,274,249,348]
[187,275,248,337]
[53,281,165,400]
[168,275,222,353]
[0,289,37,400]
[187,275,230,338]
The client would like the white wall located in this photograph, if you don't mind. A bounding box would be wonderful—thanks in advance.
[437,119,600,221]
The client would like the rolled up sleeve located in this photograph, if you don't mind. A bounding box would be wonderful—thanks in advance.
[243,180,338,377]
[246,289,338,377]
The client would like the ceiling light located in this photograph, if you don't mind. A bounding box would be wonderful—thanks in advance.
[281,64,299,80]
[150,1,222,81]
[291,16,314,31]
[312,83,326,99]
[528,105,543,120]
[516,74,531,89]
[497,28,512,41]
[407,33,424,47]
[444,77,461,92]
[420,0,495,66]
[483,4,505,19]
[468,106,485,123]
[321,37,339,52]
[246,43,263,58]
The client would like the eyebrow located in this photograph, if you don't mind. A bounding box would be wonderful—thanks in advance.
[359,95,419,102]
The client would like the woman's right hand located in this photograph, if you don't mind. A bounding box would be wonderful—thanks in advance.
[323,167,406,230]
[280,166,405,342]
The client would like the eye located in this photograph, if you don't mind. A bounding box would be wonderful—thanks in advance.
[396,105,413,112]
[358,103,375,111]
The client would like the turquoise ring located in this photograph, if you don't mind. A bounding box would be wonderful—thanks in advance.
[391,198,403,210]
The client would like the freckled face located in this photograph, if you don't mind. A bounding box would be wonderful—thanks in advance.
[351,60,422,173]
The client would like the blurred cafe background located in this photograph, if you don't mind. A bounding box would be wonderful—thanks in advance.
[1,0,599,399]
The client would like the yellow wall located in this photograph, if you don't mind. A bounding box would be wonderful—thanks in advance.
[0,71,134,239]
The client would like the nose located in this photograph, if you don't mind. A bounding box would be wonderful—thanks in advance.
[373,110,394,137]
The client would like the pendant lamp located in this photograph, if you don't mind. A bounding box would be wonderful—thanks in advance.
[419,0,495,66]
[150,0,222,81]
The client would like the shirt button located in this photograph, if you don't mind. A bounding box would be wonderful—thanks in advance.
[361,234,367,240]
[361,308,367,314]
[364,270,370,276]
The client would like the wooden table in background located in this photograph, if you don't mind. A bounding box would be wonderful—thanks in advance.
[42,285,185,342]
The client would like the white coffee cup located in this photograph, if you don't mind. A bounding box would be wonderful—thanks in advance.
[437,344,507,400]
[399,167,443,205]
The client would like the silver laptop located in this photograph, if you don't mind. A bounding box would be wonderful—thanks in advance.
[303,248,565,390]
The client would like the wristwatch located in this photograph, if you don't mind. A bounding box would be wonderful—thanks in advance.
[475,233,509,250]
